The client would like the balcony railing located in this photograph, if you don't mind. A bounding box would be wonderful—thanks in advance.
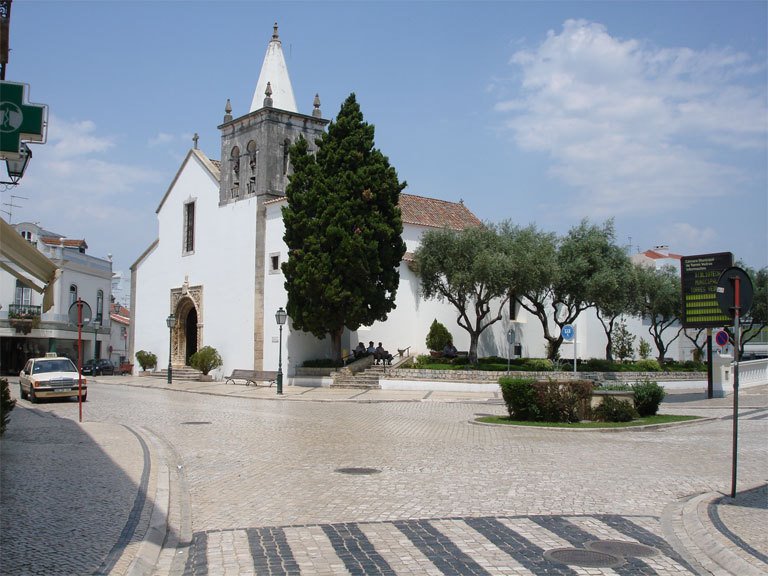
[8,304,41,319]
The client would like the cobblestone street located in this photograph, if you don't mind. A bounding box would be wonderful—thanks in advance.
[1,379,766,575]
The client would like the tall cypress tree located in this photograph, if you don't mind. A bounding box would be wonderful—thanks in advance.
[282,93,407,360]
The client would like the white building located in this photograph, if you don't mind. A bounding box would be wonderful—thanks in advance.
[131,26,691,380]
[0,221,113,374]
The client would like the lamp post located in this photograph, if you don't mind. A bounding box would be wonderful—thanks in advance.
[166,314,176,384]
[275,307,287,395]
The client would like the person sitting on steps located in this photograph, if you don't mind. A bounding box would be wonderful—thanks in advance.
[375,342,394,365]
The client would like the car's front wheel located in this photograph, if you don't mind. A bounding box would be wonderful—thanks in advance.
[28,387,37,403]
[19,383,27,400]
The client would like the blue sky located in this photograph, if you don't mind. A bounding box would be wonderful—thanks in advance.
[3,0,767,279]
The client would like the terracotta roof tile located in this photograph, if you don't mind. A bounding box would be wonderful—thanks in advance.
[398,194,482,230]
[39,236,88,249]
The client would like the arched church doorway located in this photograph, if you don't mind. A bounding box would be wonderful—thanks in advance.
[184,307,198,364]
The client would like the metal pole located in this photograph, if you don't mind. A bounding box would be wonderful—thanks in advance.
[93,323,98,362]
[277,324,283,395]
[77,299,83,423]
[706,329,713,399]
[167,325,173,385]
[730,277,741,498]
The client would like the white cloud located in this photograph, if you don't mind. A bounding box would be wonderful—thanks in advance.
[663,222,718,255]
[497,19,768,215]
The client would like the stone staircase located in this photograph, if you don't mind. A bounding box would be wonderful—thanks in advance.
[155,365,203,381]
[330,363,387,389]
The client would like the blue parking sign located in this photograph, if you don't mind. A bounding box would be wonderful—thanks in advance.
[561,324,575,341]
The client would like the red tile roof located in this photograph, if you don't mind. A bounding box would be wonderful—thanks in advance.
[642,250,682,260]
[398,194,482,230]
[39,236,88,249]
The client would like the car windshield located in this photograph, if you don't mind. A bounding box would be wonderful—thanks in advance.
[33,359,77,374]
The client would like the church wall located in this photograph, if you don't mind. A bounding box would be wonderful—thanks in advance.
[133,154,258,375]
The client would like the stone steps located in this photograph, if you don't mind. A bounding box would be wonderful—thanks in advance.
[155,366,203,380]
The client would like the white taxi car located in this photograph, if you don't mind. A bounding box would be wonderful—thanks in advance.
[19,355,87,403]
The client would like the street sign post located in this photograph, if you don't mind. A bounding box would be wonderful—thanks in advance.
[714,266,754,499]
[714,330,729,348]
[561,324,576,373]
[506,329,516,374]
[68,299,91,423]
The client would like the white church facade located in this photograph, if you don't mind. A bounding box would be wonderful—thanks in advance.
[130,26,499,380]
[130,25,689,381]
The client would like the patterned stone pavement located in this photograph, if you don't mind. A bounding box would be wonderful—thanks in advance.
[1,378,766,575]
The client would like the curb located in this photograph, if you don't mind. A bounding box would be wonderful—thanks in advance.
[663,489,768,576]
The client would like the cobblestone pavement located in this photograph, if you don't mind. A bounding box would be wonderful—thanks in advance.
[1,378,766,575]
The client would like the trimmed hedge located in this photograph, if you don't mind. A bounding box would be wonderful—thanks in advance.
[632,379,666,416]
[499,377,593,423]
[593,396,638,422]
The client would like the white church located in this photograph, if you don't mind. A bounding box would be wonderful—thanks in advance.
[130,25,690,382]
[129,25,500,381]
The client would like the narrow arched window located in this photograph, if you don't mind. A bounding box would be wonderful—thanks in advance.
[96,290,104,322]
[69,284,78,306]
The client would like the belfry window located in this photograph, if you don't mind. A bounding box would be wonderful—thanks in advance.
[69,284,78,306]
[231,146,240,198]
[247,140,258,194]
[282,139,290,176]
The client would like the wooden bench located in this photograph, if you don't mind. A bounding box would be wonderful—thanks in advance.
[225,369,278,387]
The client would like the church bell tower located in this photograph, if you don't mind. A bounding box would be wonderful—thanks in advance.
[218,23,329,205]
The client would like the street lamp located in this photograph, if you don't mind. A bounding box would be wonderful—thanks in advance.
[2,143,32,185]
[275,307,287,395]
[166,314,176,384]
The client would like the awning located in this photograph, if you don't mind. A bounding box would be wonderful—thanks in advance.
[1,217,59,312]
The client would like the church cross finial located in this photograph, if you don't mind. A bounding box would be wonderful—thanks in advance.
[192,133,199,149]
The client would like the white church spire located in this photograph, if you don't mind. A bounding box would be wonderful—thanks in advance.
[250,23,298,113]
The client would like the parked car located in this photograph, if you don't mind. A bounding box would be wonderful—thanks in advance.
[19,355,87,403]
[82,358,116,376]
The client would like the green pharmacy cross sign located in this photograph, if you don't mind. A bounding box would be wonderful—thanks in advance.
[0,81,48,159]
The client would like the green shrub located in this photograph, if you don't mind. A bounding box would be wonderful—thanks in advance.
[426,320,453,352]
[499,378,593,423]
[634,359,661,372]
[638,339,651,360]
[189,346,223,375]
[523,358,554,372]
[499,377,539,421]
[596,383,632,391]
[135,350,157,371]
[581,358,618,372]
[632,379,666,416]
[681,360,706,372]
[593,396,638,422]
[535,380,593,423]
[1,378,16,437]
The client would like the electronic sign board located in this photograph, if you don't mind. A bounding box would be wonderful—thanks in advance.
[680,252,733,328]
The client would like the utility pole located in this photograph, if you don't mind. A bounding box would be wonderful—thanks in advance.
[0,0,12,81]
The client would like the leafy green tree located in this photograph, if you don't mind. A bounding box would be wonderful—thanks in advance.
[590,241,637,361]
[514,219,624,360]
[282,94,406,361]
[611,319,636,362]
[425,320,453,352]
[415,223,518,363]
[634,264,682,363]
[682,327,707,362]
[638,338,652,359]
